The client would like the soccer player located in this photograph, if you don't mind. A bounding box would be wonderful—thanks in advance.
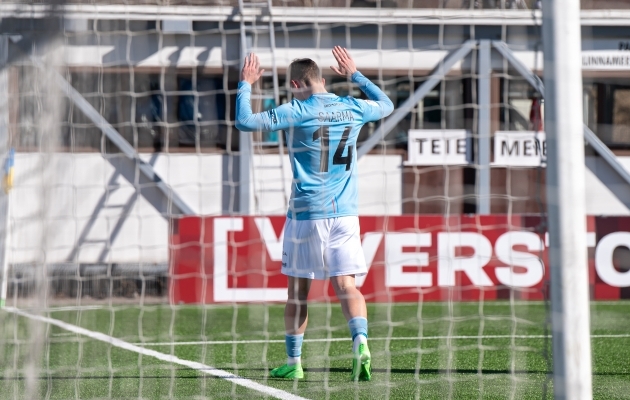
[236,46,394,381]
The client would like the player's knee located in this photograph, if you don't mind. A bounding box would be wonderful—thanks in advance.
[287,286,309,302]
[332,275,357,295]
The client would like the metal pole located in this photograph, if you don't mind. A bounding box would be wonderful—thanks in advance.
[492,41,545,96]
[357,40,475,159]
[238,0,251,215]
[542,0,593,398]
[0,36,9,308]
[239,132,251,215]
[477,40,491,214]
[0,185,11,308]
[32,59,194,216]
[493,40,630,193]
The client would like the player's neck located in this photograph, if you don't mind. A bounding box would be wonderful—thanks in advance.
[309,83,328,94]
[293,84,328,100]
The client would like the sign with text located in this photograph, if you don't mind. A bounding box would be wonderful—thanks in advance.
[169,215,630,304]
[493,131,546,167]
[405,129,470,166]
[582,51,630,70]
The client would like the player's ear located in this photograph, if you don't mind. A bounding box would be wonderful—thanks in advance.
[321,77,326,86]
[290,80,300,89]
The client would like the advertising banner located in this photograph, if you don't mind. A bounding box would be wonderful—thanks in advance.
[493,131,546,167]
[169,215,630,304]
[405,130,470,166]
[405,130,548,167]
[582,51,630,70]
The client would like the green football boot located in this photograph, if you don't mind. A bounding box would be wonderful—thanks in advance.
[351,343,372,382]
[270,363,304,379]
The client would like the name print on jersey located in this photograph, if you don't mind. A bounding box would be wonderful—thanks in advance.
[318,110,355,123]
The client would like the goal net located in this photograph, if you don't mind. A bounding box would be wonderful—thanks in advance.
[0,0,621,399]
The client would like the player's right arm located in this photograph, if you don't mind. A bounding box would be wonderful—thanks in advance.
[235,53,295,132]
[330,46,394,122]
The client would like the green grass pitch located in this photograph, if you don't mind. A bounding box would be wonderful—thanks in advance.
[1,301,629,399]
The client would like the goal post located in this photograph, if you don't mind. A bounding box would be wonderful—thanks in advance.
[0,36,10,310]
[542,0,593,397]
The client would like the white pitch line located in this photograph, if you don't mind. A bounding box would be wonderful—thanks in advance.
[134,333,630,346]
[35,305,105,312]
[3,305,107,312]
[5,307,309,400]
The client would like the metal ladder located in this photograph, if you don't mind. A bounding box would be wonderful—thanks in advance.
[239,0,289,215]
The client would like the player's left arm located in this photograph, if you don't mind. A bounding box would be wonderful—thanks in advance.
[351,72,394,122]
[235,53,295,132]
[330,46,394,122]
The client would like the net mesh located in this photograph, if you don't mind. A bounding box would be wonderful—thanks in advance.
[0,1,618,399]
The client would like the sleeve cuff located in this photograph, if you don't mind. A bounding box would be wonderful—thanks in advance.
[238,81,252,91]
[350,71,365,83]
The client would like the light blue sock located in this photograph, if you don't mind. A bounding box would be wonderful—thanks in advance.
[285,334,304,364]
[348,317,368,341]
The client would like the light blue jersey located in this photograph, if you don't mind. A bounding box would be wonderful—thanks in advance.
[236,72,393,220]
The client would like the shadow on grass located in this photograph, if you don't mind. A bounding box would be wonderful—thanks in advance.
[0,373,328,384]
[237,367,626,377]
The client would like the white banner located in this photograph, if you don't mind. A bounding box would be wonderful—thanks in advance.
[405,129,470,166]
[493,131,546,167]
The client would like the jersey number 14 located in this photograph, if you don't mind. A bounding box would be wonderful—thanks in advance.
[313,126,353,173]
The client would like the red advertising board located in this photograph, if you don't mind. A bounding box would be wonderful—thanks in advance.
[169,215,630,304]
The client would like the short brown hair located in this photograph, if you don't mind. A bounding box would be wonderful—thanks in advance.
[288,58,321,86]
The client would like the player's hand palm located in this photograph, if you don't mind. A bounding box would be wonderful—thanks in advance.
[241,53,265,84]
[331,46,357,77]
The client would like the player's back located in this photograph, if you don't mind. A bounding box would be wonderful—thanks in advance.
[235,70,393,220]
[286,93,367,220]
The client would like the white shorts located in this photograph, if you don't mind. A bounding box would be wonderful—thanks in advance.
[281,216,367,280]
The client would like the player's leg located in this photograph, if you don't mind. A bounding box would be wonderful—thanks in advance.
[330,273,365,319]
[284,276,311,360]
[272,218,325,379]
[331,275,371,382]
[271,277,311,379]
[285,276,312,335]
[327,216,371,381]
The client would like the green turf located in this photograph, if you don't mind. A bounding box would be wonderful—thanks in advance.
[0,301,629,399]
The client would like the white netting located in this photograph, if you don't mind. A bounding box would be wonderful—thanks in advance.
[0,1,620,399]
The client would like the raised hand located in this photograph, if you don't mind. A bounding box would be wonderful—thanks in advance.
[241,53,265,84]
[330,46,358,77]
